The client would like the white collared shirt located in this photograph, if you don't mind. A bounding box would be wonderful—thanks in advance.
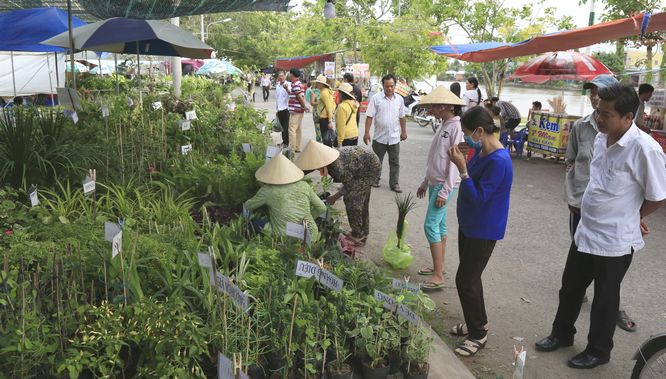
[275,82,289,111]
[575,124,666,257]
[366,91,406,145]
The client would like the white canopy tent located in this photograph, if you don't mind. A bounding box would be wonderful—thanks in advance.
[0,52,65,97]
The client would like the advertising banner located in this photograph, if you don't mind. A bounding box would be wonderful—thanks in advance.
[527,112,578,156]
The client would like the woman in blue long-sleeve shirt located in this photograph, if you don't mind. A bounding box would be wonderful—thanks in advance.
[446,106,513,357]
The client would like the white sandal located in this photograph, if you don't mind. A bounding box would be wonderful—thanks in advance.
[454,336,487,357]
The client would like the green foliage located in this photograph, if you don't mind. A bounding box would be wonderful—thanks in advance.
[593,51,626,75]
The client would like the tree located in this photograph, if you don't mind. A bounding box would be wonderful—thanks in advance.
[593,51,625,75]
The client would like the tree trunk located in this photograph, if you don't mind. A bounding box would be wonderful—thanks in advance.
[660,42,666,85]
[615,39,625,58]
[645,43,654,84]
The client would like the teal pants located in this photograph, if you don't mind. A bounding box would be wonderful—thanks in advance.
[424,184,456,244]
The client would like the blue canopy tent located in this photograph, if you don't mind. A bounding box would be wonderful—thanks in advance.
[0,7,86,96]
[430,42,510,58]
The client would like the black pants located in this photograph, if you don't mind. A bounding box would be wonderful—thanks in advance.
[569,209,581,239]
[505,118,521,130]
[277,109,290,146]
[456,230,497,340]
[342,137,358,146]
[551,243,632,360]
[262,86,270,101]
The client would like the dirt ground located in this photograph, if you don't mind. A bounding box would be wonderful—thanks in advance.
[253,95,666,379]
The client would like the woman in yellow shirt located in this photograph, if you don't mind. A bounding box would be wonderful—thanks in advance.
[335,83,359,146]
[313,75,337,147]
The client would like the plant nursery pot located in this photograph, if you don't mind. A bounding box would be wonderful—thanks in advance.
[388,349,402,374]
[360,361,390,379]
[266,352,286,373]
[247,363,266,379]
[402,363,429,379]
[324,362,354,379]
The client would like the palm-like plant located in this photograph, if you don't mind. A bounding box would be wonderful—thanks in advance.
[395,192,416,248]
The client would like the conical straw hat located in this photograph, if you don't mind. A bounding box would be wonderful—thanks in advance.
[313,74,330,88]
[419,85,465,106]
[337,82,355,98]
[294,140,340,171]
[255,153,304,185]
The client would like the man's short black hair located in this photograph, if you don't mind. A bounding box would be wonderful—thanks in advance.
[381,73,396,85]
[289,68,301,78]
[490,96,500,102]
[597,83,640,117]
[532,101,542,109]
[638,83,655,95]
[343,72,354,82]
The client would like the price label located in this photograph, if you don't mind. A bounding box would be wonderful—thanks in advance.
[265,145,280,162]
[295,260,343,292]
[181,144,192,155]
[152,101,163,110]
[112,231,122,258]
[227,103,236,112]
[104,221,121,242]
[101,106,109,118]
[179,120,191,131]
[127,97,134,107]
[212,272,250,312]
[217,352,234,379]
[197,252,213,268]
[285,222,305,240]
[185,110,197,120]
[83,179,96,194]
[392,279,420,293]
[29,189,39,207]
[295,260,320,278]
[242,143,252,153]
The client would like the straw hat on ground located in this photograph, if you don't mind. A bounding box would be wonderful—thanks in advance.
[294,140,340,171]
[419,85,465,106]
[337,82,355,98]
[312,74,331,88]
[255,153,304,185]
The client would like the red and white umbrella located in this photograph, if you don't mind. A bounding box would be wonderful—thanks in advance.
[509,51,612,84]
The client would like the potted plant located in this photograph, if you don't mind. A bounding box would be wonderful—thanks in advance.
[402,327,433,379]
[325,332,353,379]
[382,193,417,269]
[349,313,399,379]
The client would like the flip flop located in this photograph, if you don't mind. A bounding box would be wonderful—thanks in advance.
[421,281,444,291]
[418,267,436,275]
[617,310,637,332]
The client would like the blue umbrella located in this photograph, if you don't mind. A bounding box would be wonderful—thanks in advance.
[196,59,243,76]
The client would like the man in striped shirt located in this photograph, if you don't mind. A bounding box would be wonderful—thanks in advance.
[489,97,521,131]
[288,68,310,152]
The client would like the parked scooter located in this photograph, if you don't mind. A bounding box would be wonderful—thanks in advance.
[404,91,436,131]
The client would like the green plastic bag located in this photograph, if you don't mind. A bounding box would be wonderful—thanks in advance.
[383,221,413,269]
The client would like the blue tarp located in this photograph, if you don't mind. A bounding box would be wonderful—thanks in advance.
[430,42,510,56]
[0,7,86,52]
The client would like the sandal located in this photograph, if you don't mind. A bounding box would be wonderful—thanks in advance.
[617,310,637,332]
[418,267,443,276]
[450,323,469,336]
[455,336,487,357]
[421,280,444,291]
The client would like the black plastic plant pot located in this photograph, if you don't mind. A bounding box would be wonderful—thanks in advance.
[324,361,354,379]
[266,352,286,373]
[247,363,265,379]
[402,363,429,379]
[388,349,402,374]
[360,361,390,379]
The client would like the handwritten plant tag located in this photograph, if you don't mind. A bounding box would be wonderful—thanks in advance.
[373,289,420,325]
[213,272,250,312]
[242,143,252,153]
[242,204,250,219]
[179,119,191,131]
[29,189,39,207]
[112,231,122,258]
[295,260,320,279]
[197,252,213,268]
[83,177,96,195]
[217,353,234,379]
[392,278,420,293]
[104,221,121,242]
[152,101,162,110]
[185,110,197,120]
[294,260,343,292]
[265,145,280,161]
[101,106,109,118]
[181,144,192,155]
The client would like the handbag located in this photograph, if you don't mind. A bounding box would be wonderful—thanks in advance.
[271,117,282,133]
[322,128,338,147]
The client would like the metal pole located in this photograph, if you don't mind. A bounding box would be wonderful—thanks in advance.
[67,0,76,89]
[200,14,205,42]
[114,54,119,94]
[10,51,17,97]
[171,17,182,98]
[54,52,60,86]
[137,42,142,105]
[46,53,55,105]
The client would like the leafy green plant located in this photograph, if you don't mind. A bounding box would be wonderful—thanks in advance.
[395,192,417,248]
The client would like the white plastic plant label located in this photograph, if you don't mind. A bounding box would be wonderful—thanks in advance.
[197,252,212,268]
[213,272,249,312]
[104,221,121,242]
[64,110,79,124]
[242,143,252,153]
[112,231,122,258]
[83,178,96,195]
[127,97,134,107]
[179,120,191,131]
[185,110,197,120]
[317,267,343,292]
[374,289,420,325]
[285,222,305,240]
[101,106,109,118]
[295,260,320,279]
[392,278,420,293]
[217,352,234,379]
[29,189,39,207]
[257,124,266,133]
[242,204,250,219]
[152,101,162,110]
[265,145,280,161]
[181,144,192,155]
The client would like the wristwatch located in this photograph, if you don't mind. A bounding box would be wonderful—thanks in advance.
[460,172,470,180]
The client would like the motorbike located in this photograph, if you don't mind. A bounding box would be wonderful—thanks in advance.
[404,91,437,131]
[631,332,666,378]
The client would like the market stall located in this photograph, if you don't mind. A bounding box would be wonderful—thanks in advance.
[526,111,579,158]
[647,89,666,152]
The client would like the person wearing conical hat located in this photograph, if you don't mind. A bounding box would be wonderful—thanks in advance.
[295,141,381,246]
[335,83,359,146]
[244,154,326,241]
[313,74,337,147]
[414,86,465,291]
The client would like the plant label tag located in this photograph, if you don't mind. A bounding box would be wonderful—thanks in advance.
[64,110,79,124]
[112,231,122,258]
[265,145,280,161]
[152,101,162,110]
[83,178,96,195]
[180,120,191,131]
[101,106,109,118]
[29,189,39,207]
[396,303,420,326]
[242,143,252,153]
[226,102,236,111]
[209,269,216,286]
[218,352,234,379]
[285,222,305,240]
[257,124,266,133]
[374,289,396,310]
[104,221,121,242]
[181,144,192,155]
[185,110,197,120]
[197,252,213,268]
[242,204,250,219]
[213,272,250,312]
[127,97,134,107]
[317,267,343,292]
[374,289,420,325]
[392,279,420,293]
[295,260,319,278]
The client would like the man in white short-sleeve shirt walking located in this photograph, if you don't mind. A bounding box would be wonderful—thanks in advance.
[536,84,666,369]
[363,74,407,192]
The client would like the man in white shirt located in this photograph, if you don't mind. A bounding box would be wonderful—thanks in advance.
[536,84,666,369]
[275,72,290,147]
[633,83,654,133]
[363,74,407,193]
[260,74,272,102]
